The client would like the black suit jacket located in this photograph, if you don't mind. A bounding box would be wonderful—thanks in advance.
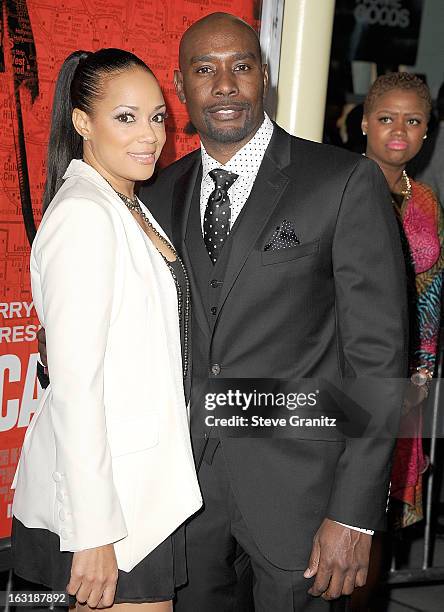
[140,124,408,570]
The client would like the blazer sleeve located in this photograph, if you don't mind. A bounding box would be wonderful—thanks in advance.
[327,156,408,530]
[35,195,128,551]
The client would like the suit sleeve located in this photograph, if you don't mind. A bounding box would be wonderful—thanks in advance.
[36,196,128,551]
[327,157,408,530]
[139,169,176,238]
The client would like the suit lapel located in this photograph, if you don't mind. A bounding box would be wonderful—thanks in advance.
[216,128,291,317]
[172,156,210,340]
[171,153,201,253]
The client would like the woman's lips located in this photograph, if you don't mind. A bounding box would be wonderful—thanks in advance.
[127,152,156,165]
[386,140,408,151]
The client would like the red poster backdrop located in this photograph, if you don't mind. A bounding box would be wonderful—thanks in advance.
[0,0,262,540]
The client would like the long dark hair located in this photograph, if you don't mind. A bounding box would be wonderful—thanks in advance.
[43,48,152,212]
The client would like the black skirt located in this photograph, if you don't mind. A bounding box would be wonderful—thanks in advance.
[12,517,187,603]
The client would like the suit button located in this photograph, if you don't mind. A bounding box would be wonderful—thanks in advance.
[211,364,221,375]
[211,307,217,315]
[210,280,219,288]
[52,471,63,482]
[56,490,67,502]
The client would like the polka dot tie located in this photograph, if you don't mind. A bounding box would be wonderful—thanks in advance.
[204,168,238,264]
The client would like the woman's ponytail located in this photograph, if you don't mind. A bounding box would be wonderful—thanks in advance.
[42,51,90,212]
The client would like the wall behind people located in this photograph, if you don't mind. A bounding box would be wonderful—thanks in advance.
[408,0,444,98]
[408,82,444,205]
[0,0,261,542]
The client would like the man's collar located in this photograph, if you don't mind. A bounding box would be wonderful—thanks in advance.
[201,113,274,179]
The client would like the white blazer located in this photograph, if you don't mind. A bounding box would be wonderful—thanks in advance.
[12,160,202,572]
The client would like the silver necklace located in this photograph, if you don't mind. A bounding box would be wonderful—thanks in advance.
[109,184,190,379]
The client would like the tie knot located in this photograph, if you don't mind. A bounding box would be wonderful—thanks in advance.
[209,168,238,191]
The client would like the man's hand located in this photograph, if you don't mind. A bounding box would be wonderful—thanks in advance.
[37,327,48,370]
[304,518,372,600]
[67,544,118,608]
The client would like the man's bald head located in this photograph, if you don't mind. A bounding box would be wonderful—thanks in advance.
[179,12,262,70]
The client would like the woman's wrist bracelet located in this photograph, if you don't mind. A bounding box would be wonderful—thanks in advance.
[411,367,433,387]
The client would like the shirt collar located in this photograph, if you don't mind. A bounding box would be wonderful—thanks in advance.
[201,113,274,180]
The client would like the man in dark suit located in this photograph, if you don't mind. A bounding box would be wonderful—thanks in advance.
[140,12,408,612]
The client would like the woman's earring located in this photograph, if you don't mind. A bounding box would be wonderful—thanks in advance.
[423,134,427,140]
[83,136,88,141]
[362,131,367,136]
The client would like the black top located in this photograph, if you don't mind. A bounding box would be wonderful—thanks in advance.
[163,256,190,402]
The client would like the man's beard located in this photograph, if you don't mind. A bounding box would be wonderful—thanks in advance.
[203,106,256,143]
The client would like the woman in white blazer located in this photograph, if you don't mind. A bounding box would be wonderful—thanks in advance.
[11,49,202,611]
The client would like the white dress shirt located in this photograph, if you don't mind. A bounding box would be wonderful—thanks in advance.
[199,115,374,536]
[200,113,274,231]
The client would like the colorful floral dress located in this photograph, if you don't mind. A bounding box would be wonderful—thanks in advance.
[390,180,444,528]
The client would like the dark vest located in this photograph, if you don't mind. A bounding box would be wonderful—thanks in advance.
[185,177,235,436]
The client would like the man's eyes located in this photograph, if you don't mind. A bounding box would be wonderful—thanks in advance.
[378,116,392,124]
[194,64,252,74]
[196,66,213,74]
[234,64,251,71]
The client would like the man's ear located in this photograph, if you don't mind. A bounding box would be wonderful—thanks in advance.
[174,70,186,104]
[72,108,92,140]
[262,64,269,97]
[361,116,369,136]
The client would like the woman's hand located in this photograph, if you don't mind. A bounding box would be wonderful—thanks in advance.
[403,380,428,412]
[67,544,118,608]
